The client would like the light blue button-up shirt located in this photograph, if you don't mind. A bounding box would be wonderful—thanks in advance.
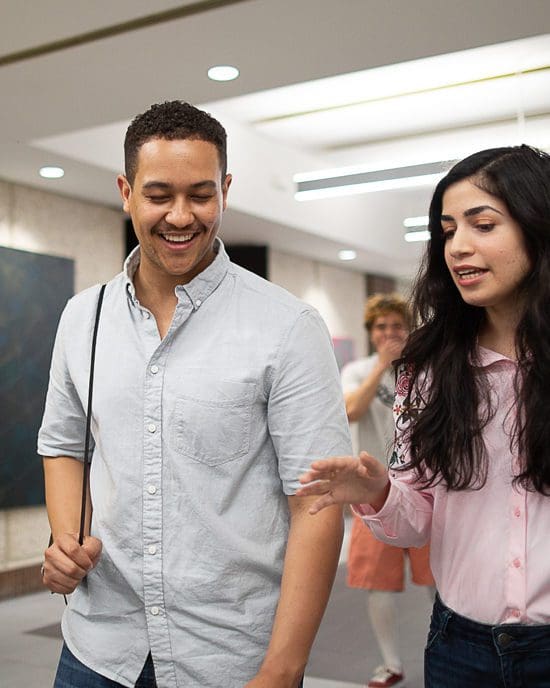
[38,240,351,687]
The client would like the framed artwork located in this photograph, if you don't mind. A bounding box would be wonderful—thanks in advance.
[0,247,74,508]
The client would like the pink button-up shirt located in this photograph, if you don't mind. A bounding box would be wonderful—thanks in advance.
[358,346,550,626]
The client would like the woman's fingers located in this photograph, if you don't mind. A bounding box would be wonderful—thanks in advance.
[295,479,331,497]
[307,493,337,515]
[299,456,359,484]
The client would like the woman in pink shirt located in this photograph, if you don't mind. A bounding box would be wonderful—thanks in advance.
[298,145,550,687]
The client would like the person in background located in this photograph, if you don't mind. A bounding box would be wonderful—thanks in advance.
[38,100,351,688]
[298,145,550,688]
[342,294,434,688]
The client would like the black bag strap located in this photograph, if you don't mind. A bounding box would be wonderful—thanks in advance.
[78,283,106,545]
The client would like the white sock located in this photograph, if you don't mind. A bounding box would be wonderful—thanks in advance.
[367,590,402,673]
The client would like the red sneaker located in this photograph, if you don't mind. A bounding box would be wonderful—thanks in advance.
[367,665,405,687]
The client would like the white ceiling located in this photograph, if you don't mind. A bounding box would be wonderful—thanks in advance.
[2,0,550,278]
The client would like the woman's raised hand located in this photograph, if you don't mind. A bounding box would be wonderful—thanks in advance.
[297,451,390,514]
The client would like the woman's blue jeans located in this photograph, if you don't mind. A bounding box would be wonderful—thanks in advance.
[425,594,550,687]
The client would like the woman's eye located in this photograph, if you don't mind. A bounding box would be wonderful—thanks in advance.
[442,229,455,240]
[477,223,495,232]
[147,196,169,203]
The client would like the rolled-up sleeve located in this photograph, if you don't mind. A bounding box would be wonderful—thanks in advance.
[356,468,434,547]
[37,302,90,460]
[267,309,352,494]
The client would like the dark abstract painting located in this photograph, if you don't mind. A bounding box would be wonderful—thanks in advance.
[0,246,74,508]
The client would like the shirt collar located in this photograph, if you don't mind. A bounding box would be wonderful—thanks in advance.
[471,344,516,369]
[123,238,230,309]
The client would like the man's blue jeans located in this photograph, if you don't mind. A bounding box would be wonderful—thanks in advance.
[54,644,156,687]
[425,594,550,687]
[54,643,305,687]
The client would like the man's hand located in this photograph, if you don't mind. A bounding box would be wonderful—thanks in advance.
[296,451,390,514]
[42,533,102,594]
[377,336,406,368]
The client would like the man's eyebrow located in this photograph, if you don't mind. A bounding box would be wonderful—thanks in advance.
[142,181,171,190]
[141,180,217,190]
[440,205,504,222]
[189,180,217,190]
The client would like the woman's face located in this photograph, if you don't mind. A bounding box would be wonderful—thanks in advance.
[441,178,531,320]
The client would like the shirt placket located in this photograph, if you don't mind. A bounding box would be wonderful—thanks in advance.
[140,308,176,685]
[505,472,528,623]
[141,300,194,686]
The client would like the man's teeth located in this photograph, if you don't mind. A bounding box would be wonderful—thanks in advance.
[160,233,194,243]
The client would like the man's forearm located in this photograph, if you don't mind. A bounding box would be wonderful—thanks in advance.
[254,496,343,686]
[43,456,90,538]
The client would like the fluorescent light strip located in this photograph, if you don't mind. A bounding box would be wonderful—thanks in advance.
[295,173,443,200]
[294,160,453,200]
[404,229,431,242]
[403,215,429,228]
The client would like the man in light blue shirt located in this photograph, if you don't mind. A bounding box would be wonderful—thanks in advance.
[39,101,351,688]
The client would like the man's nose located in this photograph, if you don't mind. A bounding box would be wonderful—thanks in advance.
[165,198,193,227]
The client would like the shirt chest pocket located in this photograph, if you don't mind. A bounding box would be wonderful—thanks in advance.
[169,375,256,466]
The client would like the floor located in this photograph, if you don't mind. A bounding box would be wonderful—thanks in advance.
[0,522,433,687]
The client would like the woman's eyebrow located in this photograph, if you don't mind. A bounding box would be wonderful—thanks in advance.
[441,205,504,222]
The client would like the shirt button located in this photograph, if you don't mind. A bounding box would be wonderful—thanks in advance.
[196,299,202,307]
[514,508,521,517]
[143,311,150,319]
[147,485,157,495]
[150,365,159,374]
[150,606,160,616]
[147,423,157,433]
[148,545,157,555]
[512,558,521,568]
[510,609,521,618]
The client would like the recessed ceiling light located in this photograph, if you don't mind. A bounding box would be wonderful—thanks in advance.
[208,65,239,82]
[404,230,431,243]
[39,166,64,179]
[338,249,357,261]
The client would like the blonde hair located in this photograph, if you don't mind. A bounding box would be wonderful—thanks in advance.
[364,293,411,331]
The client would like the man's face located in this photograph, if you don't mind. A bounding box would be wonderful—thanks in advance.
[369,312,408,353]
[117,138,231,285]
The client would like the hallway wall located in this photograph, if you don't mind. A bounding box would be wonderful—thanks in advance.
[0,179,124,577]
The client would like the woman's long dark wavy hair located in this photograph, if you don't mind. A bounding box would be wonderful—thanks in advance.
[397,144,550,493]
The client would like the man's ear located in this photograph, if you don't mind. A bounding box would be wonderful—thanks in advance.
[116,175,132,213]
[222,173,232,211]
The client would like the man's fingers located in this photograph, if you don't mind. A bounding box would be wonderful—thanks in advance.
[82,536,102,566]
[55,534,95,570]
[45,547,89,580]
[42,566,79,594]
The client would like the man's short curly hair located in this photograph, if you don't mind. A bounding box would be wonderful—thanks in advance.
[124,101,227,185]
[364,293,411,331]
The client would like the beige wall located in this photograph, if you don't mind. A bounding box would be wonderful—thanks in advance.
[0,179,124,572]
[269,249,368,360]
